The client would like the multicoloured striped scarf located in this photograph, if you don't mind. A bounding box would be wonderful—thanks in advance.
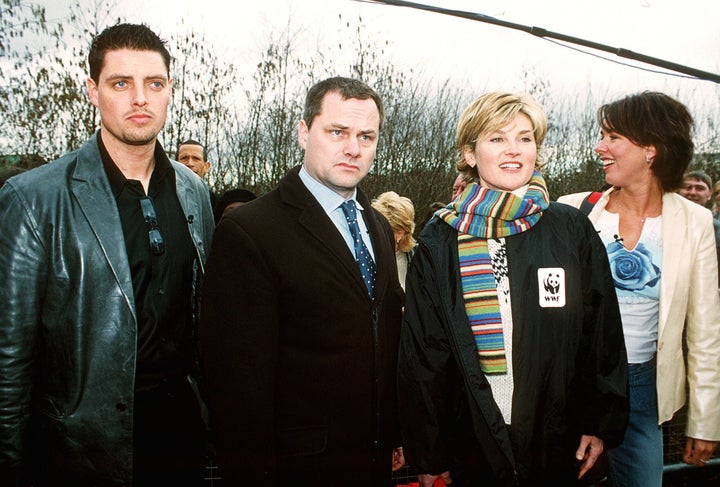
[437,171,549,374]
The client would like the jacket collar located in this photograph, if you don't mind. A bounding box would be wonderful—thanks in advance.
[278,165,392,304]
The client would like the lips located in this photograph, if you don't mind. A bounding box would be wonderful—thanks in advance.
[127,113,152,123]
[601,159,616,168]
[337,162,359,170]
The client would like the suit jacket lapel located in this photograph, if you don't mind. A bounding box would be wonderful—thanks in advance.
[71,135,136,318]
[658,193,682,339]
[280,167,371,299]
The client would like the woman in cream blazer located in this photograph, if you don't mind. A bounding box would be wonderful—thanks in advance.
[559,91,720,487]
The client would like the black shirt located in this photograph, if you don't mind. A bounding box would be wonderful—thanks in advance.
[99,133,196,392]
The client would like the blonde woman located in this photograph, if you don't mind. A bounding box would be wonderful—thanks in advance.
[372,191,416,290]
[398,92,628,485]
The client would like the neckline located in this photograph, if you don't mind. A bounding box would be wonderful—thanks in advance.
[600,209,661,252]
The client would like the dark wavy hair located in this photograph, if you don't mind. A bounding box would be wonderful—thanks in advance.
[597,91,694,192]
[88,23,170,83]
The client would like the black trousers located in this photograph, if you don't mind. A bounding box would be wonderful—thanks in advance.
[133,376,210,486]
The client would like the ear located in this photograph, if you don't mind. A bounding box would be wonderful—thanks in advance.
[297,120,309,150]
[463,146,477,168]
[87,77,99,107]
[645,145,657,163]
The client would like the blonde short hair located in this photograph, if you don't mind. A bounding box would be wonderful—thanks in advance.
[456,92,547,181]
[371,191,416,253]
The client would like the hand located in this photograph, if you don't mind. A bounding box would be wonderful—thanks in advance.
[683,437,717,466]
[418,473,440,487]
[575,434,604,479]
[392,447,405,471]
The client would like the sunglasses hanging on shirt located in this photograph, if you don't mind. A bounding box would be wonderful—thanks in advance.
[139,196,165,256]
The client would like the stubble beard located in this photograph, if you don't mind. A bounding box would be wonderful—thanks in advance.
[120,125,162,146]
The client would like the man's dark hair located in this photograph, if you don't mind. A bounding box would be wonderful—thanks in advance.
[597,91,694,192]
[302,76,384,130]
[88,23,171,83]
[178,139,207,160]
[213,188,258,224]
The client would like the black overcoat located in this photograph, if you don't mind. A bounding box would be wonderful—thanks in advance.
[200,165,404,486]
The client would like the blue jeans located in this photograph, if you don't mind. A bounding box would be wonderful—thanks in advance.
[607,356,663,487]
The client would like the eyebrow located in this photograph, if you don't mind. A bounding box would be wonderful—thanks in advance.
[104,74,169,82]
[328,123,377,136]
[491,128,533,135]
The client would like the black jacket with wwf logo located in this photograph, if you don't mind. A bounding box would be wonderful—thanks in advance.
[398,202,628,485]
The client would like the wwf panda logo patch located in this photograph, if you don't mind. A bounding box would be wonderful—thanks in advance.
[537,268,566,308]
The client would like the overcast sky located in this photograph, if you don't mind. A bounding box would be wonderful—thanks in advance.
[39,0,720,108]
[118,0,720,92]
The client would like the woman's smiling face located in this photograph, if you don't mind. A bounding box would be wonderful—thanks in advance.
[595,128,655,188]
[464,113,537,192]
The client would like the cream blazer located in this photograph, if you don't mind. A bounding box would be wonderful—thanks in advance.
[558,188,720,440]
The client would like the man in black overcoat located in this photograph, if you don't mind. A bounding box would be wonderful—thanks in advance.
[200,76,405,486]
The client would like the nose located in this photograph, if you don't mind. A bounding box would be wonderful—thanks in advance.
[132,86,149,107]
[505,140,520,155]
[594,140,606,154]
[344,136,361,157]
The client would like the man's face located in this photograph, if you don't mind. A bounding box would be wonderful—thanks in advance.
[87,49,171,149]
[178,144,210,178]
[452,174,467,200]
[297,91,380,199]
[678,177,712,206]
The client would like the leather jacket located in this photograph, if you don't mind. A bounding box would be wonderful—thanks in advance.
[0,133,214,485]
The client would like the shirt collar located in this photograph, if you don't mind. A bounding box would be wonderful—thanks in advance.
[98,130,173,197]
[298,165,363,213]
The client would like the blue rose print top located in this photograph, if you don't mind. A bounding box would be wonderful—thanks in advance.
[596,210,663,363]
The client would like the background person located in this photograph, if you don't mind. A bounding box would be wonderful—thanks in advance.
[200,76,405,486]
[0,23,215,485]
[0,167,26,187]
[399,92,628,486]
[677,170,720,288]
[213,187,257,223]
[371,190,416,290]
[678,170,714,209]
[177,138,211,179]
[559,91,720,486]
[451,172,472,200]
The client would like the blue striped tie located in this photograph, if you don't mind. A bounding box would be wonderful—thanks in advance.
[341,200,376,299]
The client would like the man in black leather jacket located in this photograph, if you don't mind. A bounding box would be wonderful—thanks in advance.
[0,24,214,485]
